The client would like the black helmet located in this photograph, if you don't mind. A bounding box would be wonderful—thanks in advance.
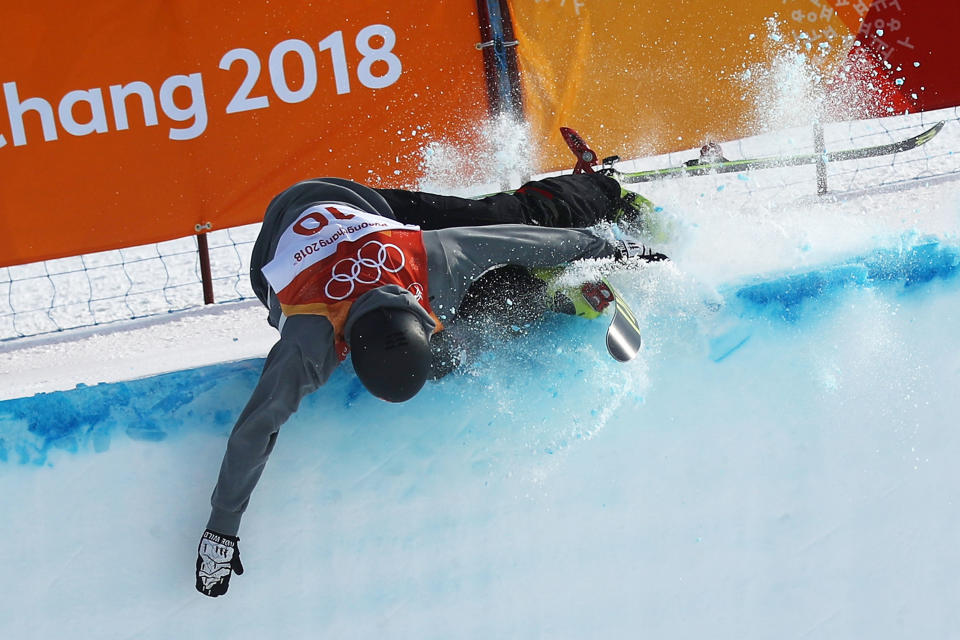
[349,307,432,403]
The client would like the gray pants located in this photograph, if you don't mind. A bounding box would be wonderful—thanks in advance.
[423,224,616,324]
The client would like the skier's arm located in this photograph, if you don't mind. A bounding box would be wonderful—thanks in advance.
[206,314,337,536]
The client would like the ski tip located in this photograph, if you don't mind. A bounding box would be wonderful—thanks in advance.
[605,289,642,363]
[606,325,641,362]
[924,120,946,139]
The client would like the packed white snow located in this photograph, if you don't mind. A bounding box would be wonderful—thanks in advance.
[1,102,959,638]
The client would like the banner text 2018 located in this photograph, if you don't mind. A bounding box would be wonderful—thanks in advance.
[0,24,402,149]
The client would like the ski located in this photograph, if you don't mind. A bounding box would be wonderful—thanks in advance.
[602,121,945,183]
[604,284,642,362]
[572,278,643,362]
[538,271,642,362]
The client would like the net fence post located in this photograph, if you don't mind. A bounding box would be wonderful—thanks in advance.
[814,122,828,196]
[195,223,214,305]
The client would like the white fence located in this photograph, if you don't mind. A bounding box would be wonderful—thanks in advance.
[3,107,958,341]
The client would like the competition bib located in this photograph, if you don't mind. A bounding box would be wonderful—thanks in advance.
[261,203,437,356]
[262,203,419,294]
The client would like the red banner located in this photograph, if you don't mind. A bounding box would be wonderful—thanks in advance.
[830,0,960,115]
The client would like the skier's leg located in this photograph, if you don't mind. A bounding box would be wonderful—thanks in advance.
[375,189,528,229]
[457,265,549,330]
[426,264,548,380]
[512,173,623,227]
[422,224,616,322]
[376,173,642,230]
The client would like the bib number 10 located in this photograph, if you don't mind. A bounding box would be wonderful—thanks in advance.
[220,24,402,114]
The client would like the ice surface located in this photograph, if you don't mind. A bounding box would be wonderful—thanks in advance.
[2,112,960,638]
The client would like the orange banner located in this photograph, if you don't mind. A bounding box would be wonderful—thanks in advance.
[509,0,867,172]
[0,1,489,267]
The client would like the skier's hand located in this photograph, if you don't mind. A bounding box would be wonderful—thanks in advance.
[615,239,669,263]
[195,529,244,597]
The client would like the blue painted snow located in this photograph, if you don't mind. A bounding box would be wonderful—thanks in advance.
[708,236,959,360]
[0,360,263,466]
[732,237,959,320]
[2,236,957,466]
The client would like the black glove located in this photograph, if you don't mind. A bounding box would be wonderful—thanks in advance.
[195,529,244,597]
[615,239,669,263]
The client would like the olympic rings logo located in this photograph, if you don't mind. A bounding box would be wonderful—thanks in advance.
[324,240,406,301]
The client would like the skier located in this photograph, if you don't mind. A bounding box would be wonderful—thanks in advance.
[195,174,667,597]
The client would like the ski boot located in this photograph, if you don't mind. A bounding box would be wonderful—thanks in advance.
[614,185,675,244]
[534,267,612,320]
[614,186,655,227]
